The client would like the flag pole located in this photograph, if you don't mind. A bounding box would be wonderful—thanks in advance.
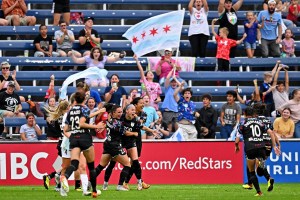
[173,47,180,77]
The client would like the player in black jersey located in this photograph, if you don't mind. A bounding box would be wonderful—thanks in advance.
[93,104,131,191]
[102,99,156,190]
[235,107,276,196]
[60,92,105,198]
[254,103,280,192]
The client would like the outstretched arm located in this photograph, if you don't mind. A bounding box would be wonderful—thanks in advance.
[173,82,184,102]
[236,33,247,45]
[211,18,218,37]
[133,54,146,81]
[232,0,244,11]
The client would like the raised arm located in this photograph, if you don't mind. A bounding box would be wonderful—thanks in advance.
[232,0,244,11]
[218,0,225,14]
[272,64,282,87]
[253,79,261,101]
[236,90,246,104]
[188,0,194,14]
[211,18,218,37]
[106,51,126,63]
[284,67,289,92]
[203,0,209,12]
[71,52,86,64]
[133,54,145,80]
[236,33,247,45]
[173,82,184,102]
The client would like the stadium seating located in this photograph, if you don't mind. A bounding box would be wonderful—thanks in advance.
[19,0,262,5]
[1,40,300,52]
[27,10,250,21]
[17,85,295,97]
[1,57,300,70]
[2,25,300,38]
[9,71,300,82]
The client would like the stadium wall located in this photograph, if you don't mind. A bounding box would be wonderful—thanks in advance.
[0,141,298,185]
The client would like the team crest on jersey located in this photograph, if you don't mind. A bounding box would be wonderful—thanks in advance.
[226,12,237,25]
[131,122,135,127]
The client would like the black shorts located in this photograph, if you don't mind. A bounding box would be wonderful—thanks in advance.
[57,48,72,54]
[69,133,93,151]
[265,145,272,157]
[246,148,266,160]
[52,3,70,13]
[122,139,137,151]
[103,142,126,158]
[56,139,63,157]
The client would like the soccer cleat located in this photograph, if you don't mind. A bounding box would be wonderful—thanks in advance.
[75,187,82,192]
[142,181,150,189]
[43,175,50,190]
[254,192,263,197]
[82,191,92,196]
[60,176,69,193]
[60,187,68,197]
[267,178,274,192]
[117,185,129,191]
[137,180,143,191]
[242,184,253,190]
[102,182,108,190]
[92,191,100,198]
[123,182,130,190]
[55,186,60,192]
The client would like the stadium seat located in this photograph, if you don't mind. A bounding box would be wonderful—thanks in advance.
[1,40,300,52]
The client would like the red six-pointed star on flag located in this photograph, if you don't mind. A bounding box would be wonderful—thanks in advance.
[132,36,139,43]
[150,27,158,36]
[163,25,171,33]
[141,32,146,39]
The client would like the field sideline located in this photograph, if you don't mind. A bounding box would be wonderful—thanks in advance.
[0,184,299,200]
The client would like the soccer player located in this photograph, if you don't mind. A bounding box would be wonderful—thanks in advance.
[235,107,276,196]
[60,92,105,198]
[94,104,131,191]
[43,100,69,192]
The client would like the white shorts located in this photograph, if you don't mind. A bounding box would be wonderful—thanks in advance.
[61,136,70,158]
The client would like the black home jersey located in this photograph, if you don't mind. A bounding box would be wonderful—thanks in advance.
[258,115,273,146]
[105,118,124,145]
[121,114,143,143]
[65,105,90,135]
[52,115,65,138]
[238,117,267,152]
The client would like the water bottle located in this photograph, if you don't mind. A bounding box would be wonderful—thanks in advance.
[28,95,31,101]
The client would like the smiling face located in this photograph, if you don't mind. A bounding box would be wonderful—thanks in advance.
[282,108,291,120]
[1,64,10,75]
[135,98,145,112]
[142,95,150,106]
[110,75,120,85]
[92,49,101,60]
[194,0,203,9]
[202,97,211,107]
[27,116,35,126]
[48,97,56,107]
[87,98,95,109]
[224,0,233,10]
[126,106,136,119]
[112,107,123,119]
[246,12,254,21]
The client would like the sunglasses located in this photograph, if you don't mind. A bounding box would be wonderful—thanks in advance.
[165,51,172,55]
[2,67,9,70]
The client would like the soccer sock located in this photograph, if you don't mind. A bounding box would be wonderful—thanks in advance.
[80,174,89,193]
[118,166,130,185]
[249,171,261,193]
[125,166,134,184]
[49,171,56,179]
[104,161,116,182]
[95,164,105,177]
[263,167,271,181]
[132,159,142,180]
[246,167,252,185]
[75,180,81,189]
[65,160,79,179]
[87,162,97,193]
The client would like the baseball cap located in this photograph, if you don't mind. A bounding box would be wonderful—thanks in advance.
[84,17,94,23]
[164,48,172,52]
[225,0,232,3]
[169,77,176,82]
[264,71,272,77]
[268,0,276,4]
[7,81,15,87]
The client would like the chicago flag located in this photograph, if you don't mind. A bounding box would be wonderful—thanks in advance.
[122,10,185,57]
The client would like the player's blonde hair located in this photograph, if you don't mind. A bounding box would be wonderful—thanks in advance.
[45,100,69,121]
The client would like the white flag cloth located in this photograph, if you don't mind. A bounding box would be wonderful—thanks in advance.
[122,10,185,57]
[59,67,108,100]
[168,127,186,141]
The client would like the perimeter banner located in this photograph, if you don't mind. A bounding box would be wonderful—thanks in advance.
[0,142,243,185]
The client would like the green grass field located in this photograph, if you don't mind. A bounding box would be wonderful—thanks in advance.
[0,184,299,200]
